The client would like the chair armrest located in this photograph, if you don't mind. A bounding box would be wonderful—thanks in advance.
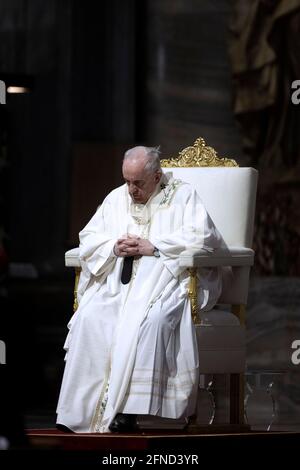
[65,246,254,269]
[179,247,254,268]
[65,247,81,268]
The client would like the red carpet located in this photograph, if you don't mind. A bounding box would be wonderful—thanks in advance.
[26,427,300,452]
[0,429,296,468]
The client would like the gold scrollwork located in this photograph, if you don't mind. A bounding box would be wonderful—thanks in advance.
[188,268,199,324]
[160,137,238,168]
[73,267,81,312]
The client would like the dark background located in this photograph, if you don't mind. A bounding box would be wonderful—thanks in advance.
[0,0,300,442]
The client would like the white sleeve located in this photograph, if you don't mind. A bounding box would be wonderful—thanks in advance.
[79,198,117,277]
[152,189,223,278]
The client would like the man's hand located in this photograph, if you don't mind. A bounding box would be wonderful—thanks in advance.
[114,234,155,257]
[113,235,138,257]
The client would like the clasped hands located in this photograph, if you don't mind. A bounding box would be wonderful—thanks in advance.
[114,234,154,257]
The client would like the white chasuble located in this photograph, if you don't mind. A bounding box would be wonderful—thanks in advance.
[56,173,223,433]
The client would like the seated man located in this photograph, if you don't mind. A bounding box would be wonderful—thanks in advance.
[56,145,223,433]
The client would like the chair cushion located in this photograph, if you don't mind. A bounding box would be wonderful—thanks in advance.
[196,309,245,373]
[200,309,240,326]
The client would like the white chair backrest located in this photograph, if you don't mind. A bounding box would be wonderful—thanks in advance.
[164,167,258,305]
[164,167,258,248]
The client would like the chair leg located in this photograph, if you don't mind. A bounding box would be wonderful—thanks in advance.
[230,373,244,424]
[231,304,246,325]
[230,304,246,425]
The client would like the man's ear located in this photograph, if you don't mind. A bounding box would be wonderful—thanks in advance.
[155,171,162,183]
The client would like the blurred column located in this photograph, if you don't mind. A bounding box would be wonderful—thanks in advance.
[136,0,243,159]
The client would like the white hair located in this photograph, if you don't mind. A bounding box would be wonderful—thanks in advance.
[124,146,161,173]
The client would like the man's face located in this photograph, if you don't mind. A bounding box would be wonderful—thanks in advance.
[122,156,161,204]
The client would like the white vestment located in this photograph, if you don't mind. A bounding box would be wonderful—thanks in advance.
[56,173,223,433]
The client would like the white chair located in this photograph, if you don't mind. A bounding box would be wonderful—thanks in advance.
[65,137,258,431]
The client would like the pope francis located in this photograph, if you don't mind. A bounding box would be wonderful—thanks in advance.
[56,145,223,433]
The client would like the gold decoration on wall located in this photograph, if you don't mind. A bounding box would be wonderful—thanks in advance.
[160,137,238,168]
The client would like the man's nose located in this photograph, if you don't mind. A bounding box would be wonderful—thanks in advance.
[129,183,137,192]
